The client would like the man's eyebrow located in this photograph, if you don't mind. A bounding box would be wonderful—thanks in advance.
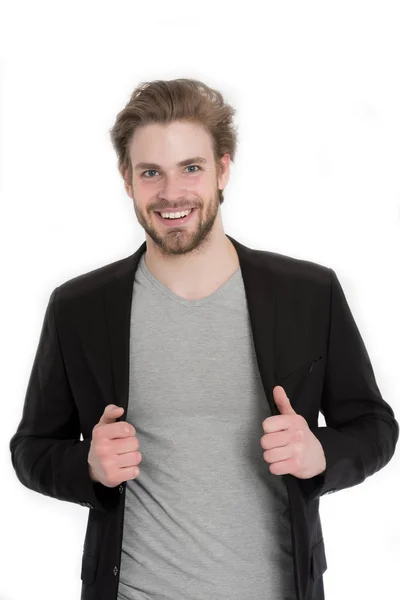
[134,156,208,171]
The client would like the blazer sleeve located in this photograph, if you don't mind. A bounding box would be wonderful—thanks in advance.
[9,287,120,513]
[299,268,399,502]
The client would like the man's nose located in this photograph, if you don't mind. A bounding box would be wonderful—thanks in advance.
[159,175,187,199]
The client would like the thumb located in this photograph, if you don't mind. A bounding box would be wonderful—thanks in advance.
[273,386,297,415]
[98,404,124,425]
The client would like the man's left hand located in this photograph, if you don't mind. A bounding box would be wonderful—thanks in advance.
[260,386,327,479]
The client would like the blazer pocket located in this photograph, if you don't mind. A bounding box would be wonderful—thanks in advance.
[277,355,322,381]
[310,537,328,580]
[80,551,98,585]
[276,355,322,401]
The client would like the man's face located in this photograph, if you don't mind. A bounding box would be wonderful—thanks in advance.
[124,120,230,257]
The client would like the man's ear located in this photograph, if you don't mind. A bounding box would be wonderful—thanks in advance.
[120,164,133,198]
[218,153,231,189]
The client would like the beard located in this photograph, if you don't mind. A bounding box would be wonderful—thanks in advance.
[133,186,221,258]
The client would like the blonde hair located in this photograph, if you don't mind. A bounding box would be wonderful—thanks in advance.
[109,78,239,204]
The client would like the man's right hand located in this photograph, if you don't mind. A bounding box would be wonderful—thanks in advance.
[88,405,142,487]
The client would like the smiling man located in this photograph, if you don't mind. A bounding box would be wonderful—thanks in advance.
[10,78,399,600]
[124,118,239,300]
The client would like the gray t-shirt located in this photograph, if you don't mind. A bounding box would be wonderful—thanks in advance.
[117,253,296,599]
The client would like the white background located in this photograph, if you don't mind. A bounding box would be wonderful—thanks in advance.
[1,1,399,599]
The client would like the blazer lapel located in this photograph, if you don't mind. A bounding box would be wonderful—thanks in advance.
[226,235,278,417]
[103,234,279,421]
[103,242,146,418]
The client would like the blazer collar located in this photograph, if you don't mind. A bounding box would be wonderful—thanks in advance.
[104,234,278,419]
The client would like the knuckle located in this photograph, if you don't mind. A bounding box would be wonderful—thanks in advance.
[94,424,107,439]
[97,442,109,458]
[102,457,113,473]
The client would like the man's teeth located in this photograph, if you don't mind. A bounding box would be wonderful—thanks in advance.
[160,209,193,219]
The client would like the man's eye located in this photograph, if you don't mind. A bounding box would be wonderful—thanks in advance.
[141,165,201,178]
[142,169,158,178]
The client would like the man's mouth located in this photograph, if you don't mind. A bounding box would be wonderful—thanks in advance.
[155,208,197,226]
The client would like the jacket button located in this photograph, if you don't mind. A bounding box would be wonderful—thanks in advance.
[113,565,118,576]
[119,484,124,494]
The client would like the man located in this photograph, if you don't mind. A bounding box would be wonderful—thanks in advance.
[10,78,399,600]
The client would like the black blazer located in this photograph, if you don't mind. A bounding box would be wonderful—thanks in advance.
[9,234,399,600]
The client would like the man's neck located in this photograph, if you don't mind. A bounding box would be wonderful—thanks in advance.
[144,235,239,301]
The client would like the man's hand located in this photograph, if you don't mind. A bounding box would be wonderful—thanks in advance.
[260,386,326,479]
[88,405,142,488]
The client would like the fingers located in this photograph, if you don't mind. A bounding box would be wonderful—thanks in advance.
[97,421,136,439]
[112,436,140,454]
[117,451,142,469]
[261,430,291,450]
[263,445,293,464]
